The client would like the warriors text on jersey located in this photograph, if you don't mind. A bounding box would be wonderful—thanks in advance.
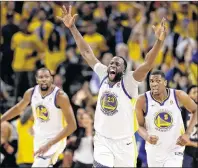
[144,89,185,161]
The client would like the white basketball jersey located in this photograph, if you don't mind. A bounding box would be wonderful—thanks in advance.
[94,77,138,139]
[31,85,67,140]
[145,89,185,160]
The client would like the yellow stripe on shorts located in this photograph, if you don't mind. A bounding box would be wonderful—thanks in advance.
[131,98,139,133]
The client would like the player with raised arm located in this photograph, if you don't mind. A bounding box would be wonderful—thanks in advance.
[1,68,77,167]
[136,70,197,167]
[57,5,166,167]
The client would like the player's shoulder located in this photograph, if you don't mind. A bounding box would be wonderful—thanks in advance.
[174,89,188,99]
[56,89,69,99]
[137,94,146,103]
[22,87,36,102]
[25,87,35,96]
[123,71,140,85]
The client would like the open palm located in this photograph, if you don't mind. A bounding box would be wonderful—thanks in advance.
[57,5,78,28]
[152,17,167,41]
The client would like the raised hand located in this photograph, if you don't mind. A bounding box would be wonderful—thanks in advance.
[57,5,78,28]
[152,17,167,41]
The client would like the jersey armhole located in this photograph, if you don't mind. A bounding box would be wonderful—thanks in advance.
[144,93,148,116]
[55,89,61,109]
[121,78,132,99]
[99,75,108,88]
[173,89,182,111]
[29,86,36,105]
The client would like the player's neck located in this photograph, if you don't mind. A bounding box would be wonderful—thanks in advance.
[152,89,169,103]
[108,80,119,87]
[39,85,55,97]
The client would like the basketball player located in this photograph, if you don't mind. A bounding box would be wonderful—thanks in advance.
[136,70,197,167]
[182,85,198,168]
[57,5,167,167]
[1,68,77,167]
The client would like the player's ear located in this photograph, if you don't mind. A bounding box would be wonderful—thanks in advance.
[35,76,39,84]
[164,80,167,87]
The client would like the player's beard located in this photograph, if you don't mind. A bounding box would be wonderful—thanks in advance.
[40,85,49,91]
[109,72,123,82]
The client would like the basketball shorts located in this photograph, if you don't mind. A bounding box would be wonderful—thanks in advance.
[93,132,138,167]
[32,136,66,167]
[147,150,184,167]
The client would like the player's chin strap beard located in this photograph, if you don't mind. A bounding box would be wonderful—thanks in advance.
[112,72,124,83]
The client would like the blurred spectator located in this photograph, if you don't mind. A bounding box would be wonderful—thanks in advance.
[72,81,95,109]
[16,106,34,168]
[72,112,94,168]
[0,121,18,167]
[54,74,64,89]
[62,108,86,168]
[11,19,44,103]
[28,8,54,44]
[1,2,21,26]
[83,21,109,58]
[21,2,39,18]
[56,47,92,99]
[107,12,132,55]
[1,13,19,86]
[182,85,198,168]
[0,79,10,113]
[45,24,66,74]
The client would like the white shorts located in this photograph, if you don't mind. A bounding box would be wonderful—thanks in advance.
[32,137,66,167]
[93,132,138,167]
[147,151,184,167]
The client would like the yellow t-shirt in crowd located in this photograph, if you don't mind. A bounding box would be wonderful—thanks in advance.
[21,2,39,19]
[171,3,197,39]
[45,35,66,73]
[83,33,108,58]
[189,63,198,85]
[28,20,54,43]
[11,32,44,71]
[16,119,34,165]
[1,3,21,26]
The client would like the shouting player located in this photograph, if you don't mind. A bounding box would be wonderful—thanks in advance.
[57,5,166,167]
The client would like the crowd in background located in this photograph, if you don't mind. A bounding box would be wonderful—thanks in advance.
[0,1,197,168]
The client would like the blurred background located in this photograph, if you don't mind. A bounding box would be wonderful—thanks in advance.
[0,1,197,168]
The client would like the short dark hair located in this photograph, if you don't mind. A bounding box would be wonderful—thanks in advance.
[150,70,166,79]
[187,85,197,94]
[116,56,127,72]
[36,68,52,77]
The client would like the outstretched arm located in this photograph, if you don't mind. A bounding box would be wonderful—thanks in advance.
[0,88,33,123]
[176,90,197,136]
[57,5,100,69]
[133,18,167,82]
[136,95,159,144]
[176,90,197,146]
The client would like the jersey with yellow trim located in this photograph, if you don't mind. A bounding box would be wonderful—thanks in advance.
[31,85,67,147]
[94,78,138,139]
[144,88,185,160]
